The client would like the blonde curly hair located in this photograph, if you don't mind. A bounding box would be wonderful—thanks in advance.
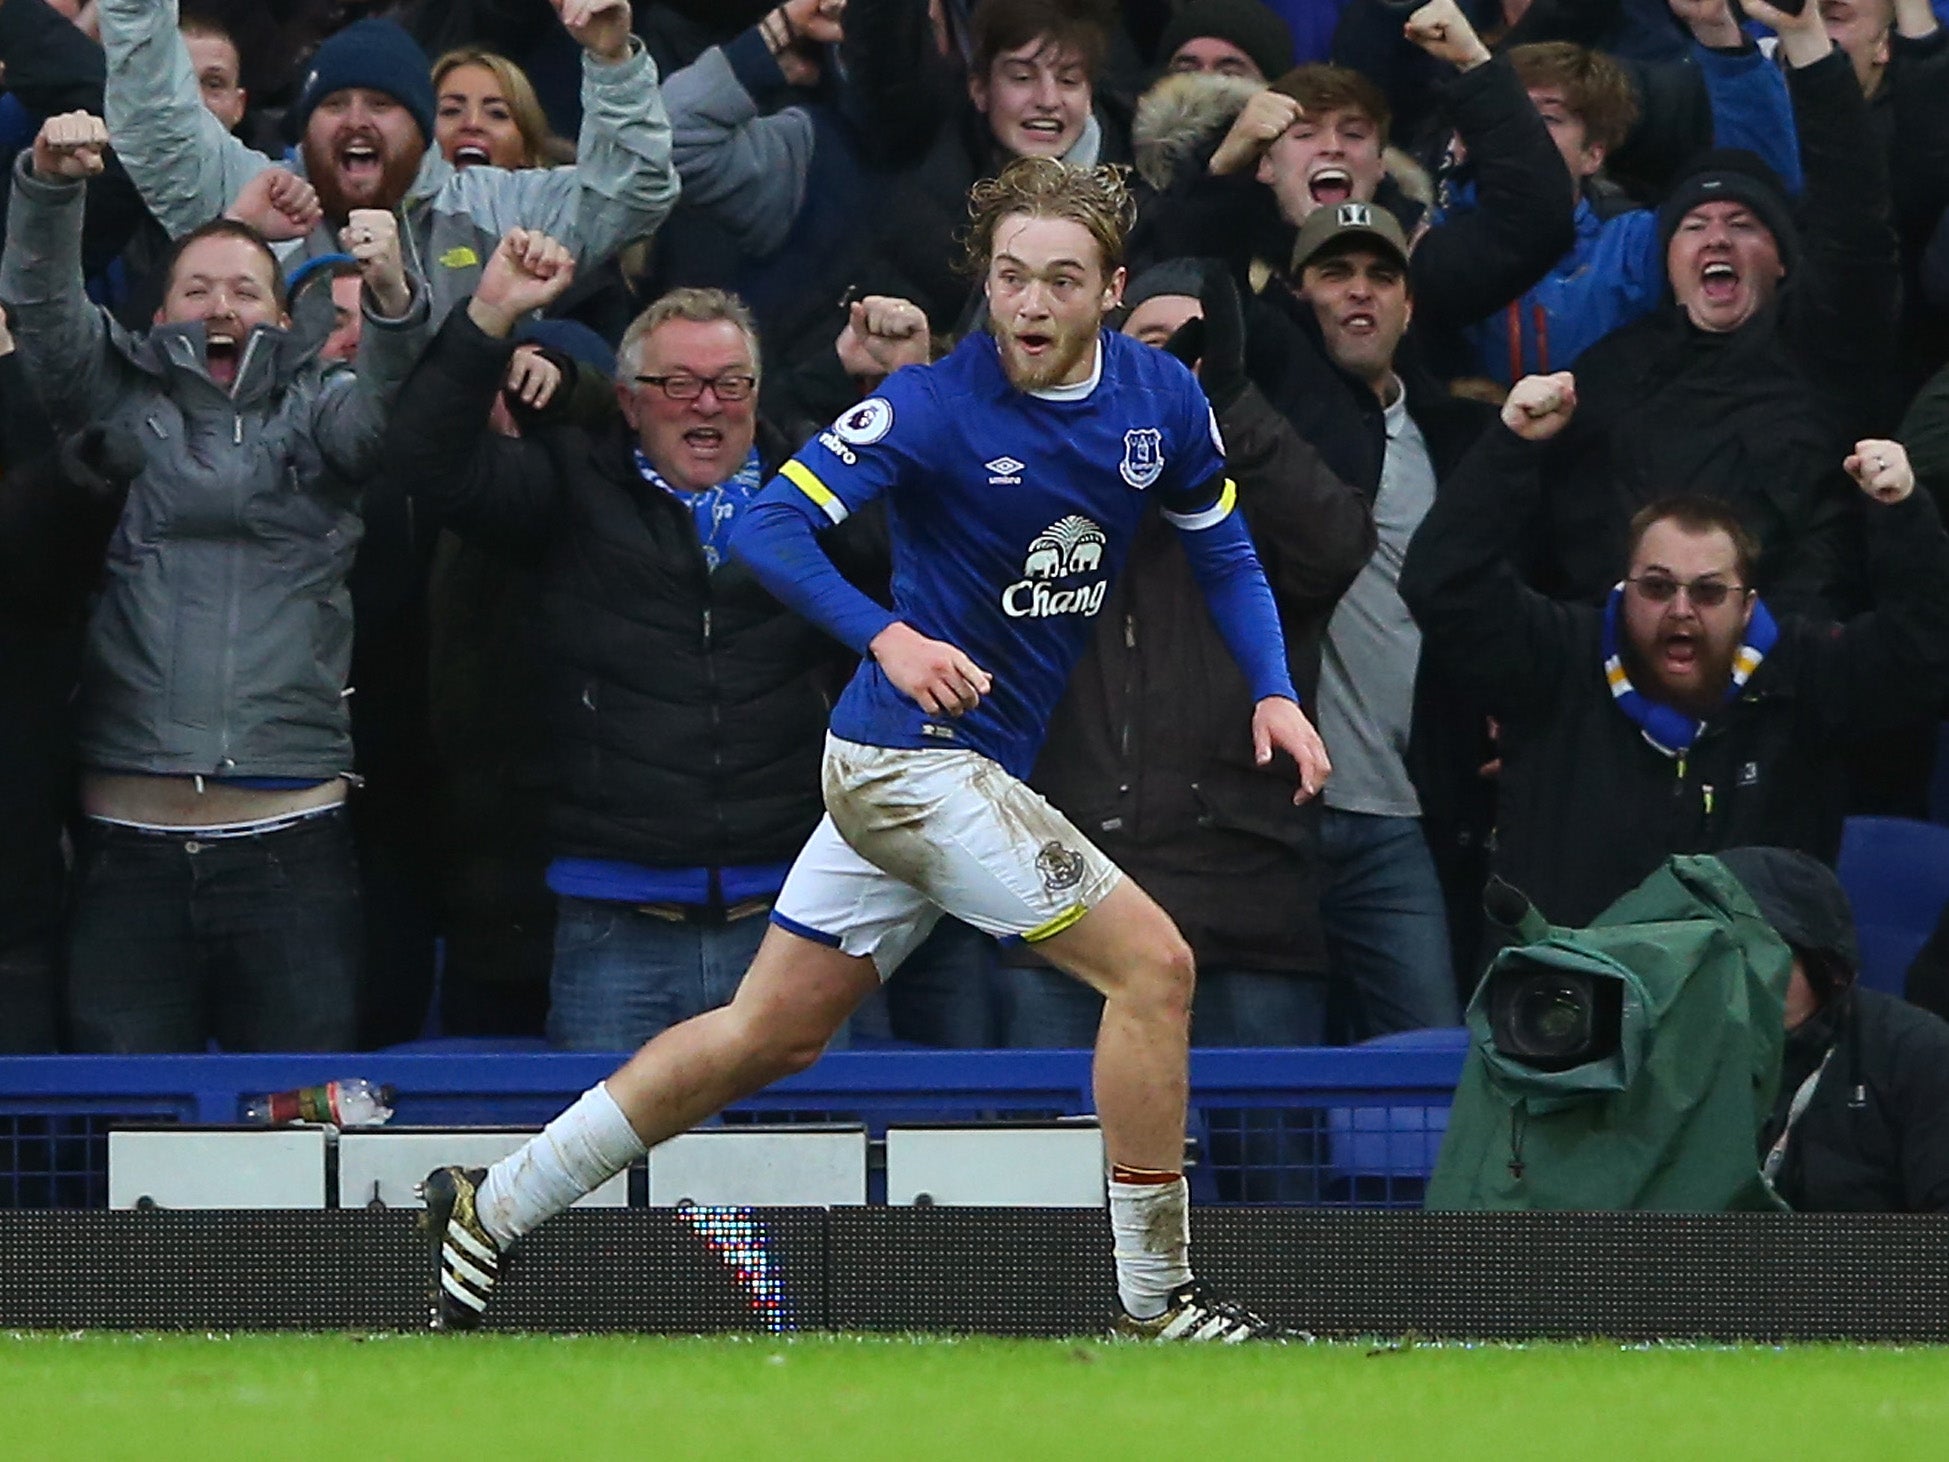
[961,156,1137,278]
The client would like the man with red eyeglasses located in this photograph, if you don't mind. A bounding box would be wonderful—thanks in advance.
[1398,370,1949,933]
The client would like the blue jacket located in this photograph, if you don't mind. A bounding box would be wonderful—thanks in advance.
[1463,43,1803,384]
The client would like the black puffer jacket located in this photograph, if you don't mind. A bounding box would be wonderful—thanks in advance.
[386,306,880,872]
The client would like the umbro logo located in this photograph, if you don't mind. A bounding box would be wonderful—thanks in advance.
[986,456,1024,484]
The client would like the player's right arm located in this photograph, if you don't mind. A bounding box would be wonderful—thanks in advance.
[731,378,993,715]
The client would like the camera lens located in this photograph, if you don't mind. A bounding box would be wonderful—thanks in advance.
[1512,979,1592,1054]
[1486,959,1624,1073]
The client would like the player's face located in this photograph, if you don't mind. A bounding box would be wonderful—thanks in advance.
[969,37,1092,159]
[1300,246,1410,395]
[618,317,760,494]
[1257,106,1384,227]
[985,213,1124,392]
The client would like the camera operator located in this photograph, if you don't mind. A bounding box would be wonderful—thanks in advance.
[1720,847,1949,1212]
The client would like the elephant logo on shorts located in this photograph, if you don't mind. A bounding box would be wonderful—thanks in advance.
[1036,840,1086,893]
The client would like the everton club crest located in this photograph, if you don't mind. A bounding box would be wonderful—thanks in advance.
[1120,427,1164,489]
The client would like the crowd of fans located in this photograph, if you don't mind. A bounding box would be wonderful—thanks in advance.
[5,0,1949,1175]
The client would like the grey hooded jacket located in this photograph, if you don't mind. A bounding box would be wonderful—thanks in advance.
[99,0,678,327]
[0,156,431,780]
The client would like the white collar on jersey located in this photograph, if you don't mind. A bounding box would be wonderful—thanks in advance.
[1026,336,1104,402]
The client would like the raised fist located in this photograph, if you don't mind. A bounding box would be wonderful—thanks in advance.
[227,168,322,244]
[553,0,632,62]
[32,111,109,182]
[1403,0,1492,71]
[1845,440,1916,505]
[835,294,930,384]
[1500,371,1578,441]
[339,209,410,316]
[1209,90,1302,177]
[468,227,577,337]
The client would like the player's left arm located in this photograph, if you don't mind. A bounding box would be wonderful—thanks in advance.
[1164,472,1330,803]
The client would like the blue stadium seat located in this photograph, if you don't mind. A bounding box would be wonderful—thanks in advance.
[1835,816,1949,996]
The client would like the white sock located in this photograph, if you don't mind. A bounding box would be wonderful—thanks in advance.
[1108,1176,1192,1319]
[475,1082,646,1246]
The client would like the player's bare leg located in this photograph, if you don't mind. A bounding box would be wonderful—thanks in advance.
[1038,877,1282,1340]
[421,926,879,1329]
[1037,877,1194,1174]
[602,927,883,1143]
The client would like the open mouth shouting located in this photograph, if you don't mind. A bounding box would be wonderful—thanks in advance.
[452,141,492,168]
[205,330,241,388]
[1699,259,1739,305]
[1309,166,1353,208]
[337,136,384,193]
[1657,625,1702,679]
[681,424,727,459]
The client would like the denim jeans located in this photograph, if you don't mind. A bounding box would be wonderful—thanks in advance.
[64,812,361,1053]
[547,895,879,1052]
[882,917,1009,1048]
[1316,807,1461,1040]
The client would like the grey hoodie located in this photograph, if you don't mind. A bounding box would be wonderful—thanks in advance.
[99,0,679,327]
[0,157,431,780]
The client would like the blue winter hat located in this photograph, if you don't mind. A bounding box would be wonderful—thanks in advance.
[286,20,437,147]
[517,318,619,381]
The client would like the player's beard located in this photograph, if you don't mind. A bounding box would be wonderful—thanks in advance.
[303,131,424,226]
[991,317,1097,393]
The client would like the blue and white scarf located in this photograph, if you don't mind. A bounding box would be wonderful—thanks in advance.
[633,445,766,570]
[1601,585,1779,757]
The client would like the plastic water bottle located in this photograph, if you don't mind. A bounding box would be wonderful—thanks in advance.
[241,1079,396,1126]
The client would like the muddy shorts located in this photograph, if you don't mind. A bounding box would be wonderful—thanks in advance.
[770,735,1123,978]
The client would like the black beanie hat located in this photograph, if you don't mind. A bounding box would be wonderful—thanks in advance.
[1156,0,1296,83]
[1714,846,1860,980]
[286,19,438,147]
[1655,149,1799,273]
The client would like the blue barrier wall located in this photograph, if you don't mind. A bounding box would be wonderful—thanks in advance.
[0,1043,1468,1209]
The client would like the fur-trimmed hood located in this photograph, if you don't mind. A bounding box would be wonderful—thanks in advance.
[1131,70,1433,213]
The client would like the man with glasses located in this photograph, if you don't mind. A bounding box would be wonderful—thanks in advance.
[1398,370,1949,931]
[385,231,908,1050]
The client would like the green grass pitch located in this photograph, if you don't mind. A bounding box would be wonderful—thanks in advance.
[3,1333,1946,1460]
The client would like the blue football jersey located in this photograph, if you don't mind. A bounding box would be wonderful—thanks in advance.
[767,329,1230,777]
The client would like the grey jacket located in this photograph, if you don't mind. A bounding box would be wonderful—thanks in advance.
[0,158,431,779]
[99,0,679,326]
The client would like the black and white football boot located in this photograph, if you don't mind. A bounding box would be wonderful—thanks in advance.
[1112,1281,1288,1342]
[417,1165,501,1332]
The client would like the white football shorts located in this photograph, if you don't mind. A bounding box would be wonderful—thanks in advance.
[771,735,1123,977]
